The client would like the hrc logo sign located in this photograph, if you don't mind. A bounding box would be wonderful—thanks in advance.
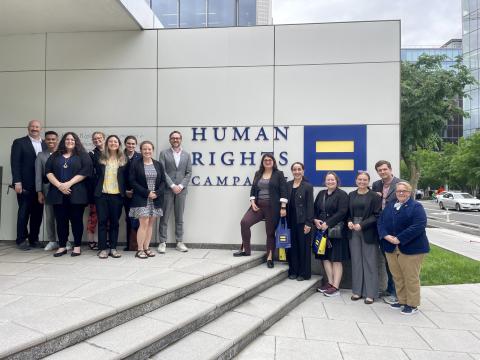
[304,125,367,187]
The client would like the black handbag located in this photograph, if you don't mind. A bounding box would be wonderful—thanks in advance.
[323,194,345,239]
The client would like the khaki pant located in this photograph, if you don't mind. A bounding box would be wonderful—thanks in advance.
[385,247,425,307]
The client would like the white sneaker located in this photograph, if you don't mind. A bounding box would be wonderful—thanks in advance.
[66,242,73,251]
[176,242,188,252]
[44,241,59,251]
[157,242,166,254]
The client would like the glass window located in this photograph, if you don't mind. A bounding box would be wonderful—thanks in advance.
[471,11,478,32]
[152,0,179,28]
[470,31,478,58]
[464,0,470,16]
[179,0,207,28]
[470,0,478,13]
[238,0,256,26]
[464,32,470,53]
[208,0,236,27]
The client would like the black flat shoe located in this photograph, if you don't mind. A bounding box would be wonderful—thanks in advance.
[288,274,297,280]
[53,249,67,257]
[297,276,305,281]
[267,259,274,268]
[70,251,81,257]
[233,251,249,257]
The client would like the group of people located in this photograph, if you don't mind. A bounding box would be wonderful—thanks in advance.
[11,120,429,315]
[238,154,430,315]
[10,120,191,259]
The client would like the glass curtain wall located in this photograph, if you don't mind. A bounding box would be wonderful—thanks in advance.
[152,0,256,28]
[463,0,480,137]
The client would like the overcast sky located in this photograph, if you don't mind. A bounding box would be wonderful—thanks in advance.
[272,0,462,47]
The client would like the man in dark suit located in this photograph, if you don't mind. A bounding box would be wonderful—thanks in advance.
[10,120,47,250]
[372,160,403,305]
[158,130,192,253]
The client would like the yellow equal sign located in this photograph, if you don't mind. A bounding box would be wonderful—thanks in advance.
[315,141,355,171]
[316,141,354,153]
[316,159,354,171]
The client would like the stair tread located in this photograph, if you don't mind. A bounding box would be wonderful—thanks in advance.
[44,263,289,359]
[151,276,320,360]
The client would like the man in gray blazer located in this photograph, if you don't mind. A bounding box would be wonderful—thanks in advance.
[158,130,192,253]
[35,131,72,251]
[372,160,404,305]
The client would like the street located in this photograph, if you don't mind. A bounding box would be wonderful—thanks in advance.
[420,200,480,236]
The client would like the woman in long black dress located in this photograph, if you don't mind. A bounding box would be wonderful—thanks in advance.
[286,162,314,280]
[314,172,349,297]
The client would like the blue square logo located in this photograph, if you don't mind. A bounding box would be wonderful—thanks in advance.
[304,125,367,187]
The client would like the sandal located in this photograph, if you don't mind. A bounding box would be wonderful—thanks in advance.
[88,241,98,250]
[364,298,374,305]
[98,250,108,259]
[144,249,156,257]
[135,250,148,259]
[351,295,362,301]
[109,249,121,258]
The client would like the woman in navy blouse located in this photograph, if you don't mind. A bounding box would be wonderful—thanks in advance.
[45,132,92,257]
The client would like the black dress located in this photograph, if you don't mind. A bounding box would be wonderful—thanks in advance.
[314,188,349,262]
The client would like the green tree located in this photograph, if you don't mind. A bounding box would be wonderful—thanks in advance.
[401,55,476,191]
[450,132,480,195]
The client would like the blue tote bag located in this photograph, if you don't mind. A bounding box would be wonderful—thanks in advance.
[275,218,291,249]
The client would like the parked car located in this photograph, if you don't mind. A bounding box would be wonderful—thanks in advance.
[438,192,480,211]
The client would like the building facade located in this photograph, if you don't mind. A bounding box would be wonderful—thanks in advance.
[462,0,480,137]
[401,40,463,143]
[0,15,399,243]
[149,0,272,28]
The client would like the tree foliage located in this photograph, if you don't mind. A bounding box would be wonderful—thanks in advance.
[401,55,476,191]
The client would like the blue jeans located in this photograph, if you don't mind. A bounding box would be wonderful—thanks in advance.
[382,248,397,296]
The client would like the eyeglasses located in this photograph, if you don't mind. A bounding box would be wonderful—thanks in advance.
[396,190,411,194]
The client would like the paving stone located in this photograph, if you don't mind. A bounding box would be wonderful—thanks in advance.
[275,336,342,360]
[402,349,474,360]
[358,323,429,349]
[427,299,480,314]
[86,282,165,311]
[259,284,304,302]
[0,295,74,321]
[86,316,174,356]
[151,330,233,360]
[0,321,46,358]
[187,283,245,305]
[5,277,91,296]
[44,341,119,360]
[14,299,116,339]
[0,252,50,264]
[423,311,480,331]
[0,262,42,275]
[19,263,83,278]
[64,279,130,299]
[138,269,202,291]
[414,327,480,353]
[201,311,262,341]
[323,302,381,323]
[74,264,138,280]
[176,261,230,278]
[234,334,275,360]
[287,294,327,319]
[170,258,209,270]
[221,272,268,290]
[339,343,409,360]
[264,315,305,339]
[0,275,33,291]
[303,318,366,344]
[0,294,21,306]
[145,297,215,327]
[371,306,436,328]
[233,295,283,320]
[244,264,289,278]
[470,353,480,360]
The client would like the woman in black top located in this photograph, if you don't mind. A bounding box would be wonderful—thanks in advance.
[236,153,288,268]
[286,162,314,280]
[347,171,382,304]
[123,135,142,250]
[314,172,349,297]
[129,141,166,259]
[45,132,92,257]
[94,135,128,259]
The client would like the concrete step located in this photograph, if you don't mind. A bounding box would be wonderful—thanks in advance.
[150,276,321,360]
[43,263,289,360]
[2,252,265,360]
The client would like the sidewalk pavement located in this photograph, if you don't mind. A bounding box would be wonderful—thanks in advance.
[235,227,480,360]
[426,227,480,261]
